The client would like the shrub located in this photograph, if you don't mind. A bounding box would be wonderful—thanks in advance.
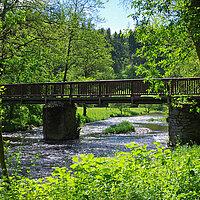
[1,143,200,199]
[103,121,135,134]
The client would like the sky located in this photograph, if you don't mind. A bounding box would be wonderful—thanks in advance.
[98,0,135,33]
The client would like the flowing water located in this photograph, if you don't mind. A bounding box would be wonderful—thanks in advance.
[2,114,168,179]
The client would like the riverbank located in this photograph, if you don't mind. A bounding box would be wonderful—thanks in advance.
[2,106,165,132]
[1,143,199,199]
[77,107,165,125]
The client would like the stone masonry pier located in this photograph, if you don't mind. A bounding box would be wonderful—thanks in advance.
[168,103,200,146]
[43,102,79,140]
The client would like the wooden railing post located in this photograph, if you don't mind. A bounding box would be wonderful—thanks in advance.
[137,80,139,95]
[61,83,64,98]
[69,83,72,104]
[131,80,134,104]
[99,82,102,104]
[170,80,174,95]
[20,84,24,104]
[21,84,23,98]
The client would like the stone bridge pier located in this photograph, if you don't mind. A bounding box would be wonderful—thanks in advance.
[168,102,200,146]
[43,102,79,140]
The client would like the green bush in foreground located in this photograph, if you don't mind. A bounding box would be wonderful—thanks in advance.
[103,121,135,134]
[1,143,200,199]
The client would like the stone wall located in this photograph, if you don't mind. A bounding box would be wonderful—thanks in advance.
[168,104,200,146]
[43,102,79,140]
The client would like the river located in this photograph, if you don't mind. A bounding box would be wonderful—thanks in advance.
[2,114,168,179]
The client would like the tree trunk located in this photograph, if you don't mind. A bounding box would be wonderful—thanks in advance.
[83,104,87,116]
[63,34,73,82]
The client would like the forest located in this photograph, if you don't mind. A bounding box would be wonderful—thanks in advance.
[0,0,199,130]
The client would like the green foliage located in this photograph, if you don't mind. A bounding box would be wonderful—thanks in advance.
[139,104,166,114]
[63,26,114,81]
[1,144,200,199]
[1,104,43,132]
[103,121,135,134]
[111,103,131,115]
[100,28,144,79]
[148,117,166,122]
[129,0,200,79]
[0,0,115,130]
[0,87,9,183]
[0,0,62,77]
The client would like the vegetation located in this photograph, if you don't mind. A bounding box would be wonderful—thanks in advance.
[103,121,135,134]
[148,118,166,122]
[0,143,200,199]
[128,0,200,79]
[76,106,162,125]
[139,104,167,114]
[0,0,114,130]
[2,104,43,132]
[1,104,163,132]
[0,87,9,182]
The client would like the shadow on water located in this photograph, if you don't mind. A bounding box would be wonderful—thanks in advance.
[2,114,168,179]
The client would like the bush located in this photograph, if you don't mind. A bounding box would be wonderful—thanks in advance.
[1,143,200,199]
[103,121,135,134]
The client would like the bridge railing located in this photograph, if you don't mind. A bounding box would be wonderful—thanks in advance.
[0,77,200,99]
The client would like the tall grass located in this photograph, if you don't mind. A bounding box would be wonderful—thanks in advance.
[1,143,200,199]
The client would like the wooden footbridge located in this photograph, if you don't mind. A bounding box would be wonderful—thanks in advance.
[1,77,200,143]
[1,77,200,104]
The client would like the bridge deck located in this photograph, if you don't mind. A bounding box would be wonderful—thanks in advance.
[1,77,200,104]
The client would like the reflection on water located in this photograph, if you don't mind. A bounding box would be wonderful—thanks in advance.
[2,115,168,179]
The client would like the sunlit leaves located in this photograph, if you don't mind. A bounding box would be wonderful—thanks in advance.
[0,144,200,199]
[129,0,200,79]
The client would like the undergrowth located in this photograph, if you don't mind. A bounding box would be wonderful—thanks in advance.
[1,143,200,199]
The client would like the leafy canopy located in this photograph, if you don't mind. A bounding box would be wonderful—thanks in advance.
[129,0,200,78]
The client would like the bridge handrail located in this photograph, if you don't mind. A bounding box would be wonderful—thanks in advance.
[0,77,200,98]
[1,77,200,86]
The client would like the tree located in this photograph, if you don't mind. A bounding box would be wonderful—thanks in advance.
[128,30,137,55]
[57,0,107,82]
[110,31,129,76]
[0,1,65,131]
[66,26,114,81]
[0,0,113,130]
[0,87,9,183]
[0,0,63,77]
[128,0,200,78]
[0,113,9,181]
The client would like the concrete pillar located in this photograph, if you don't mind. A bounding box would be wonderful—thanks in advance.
[168,103,200,146]
[43,102,79,140]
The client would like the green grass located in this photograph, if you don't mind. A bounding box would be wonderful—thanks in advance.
[1,143,200,199]
[103,121,135,134]
[77,107,156,125]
